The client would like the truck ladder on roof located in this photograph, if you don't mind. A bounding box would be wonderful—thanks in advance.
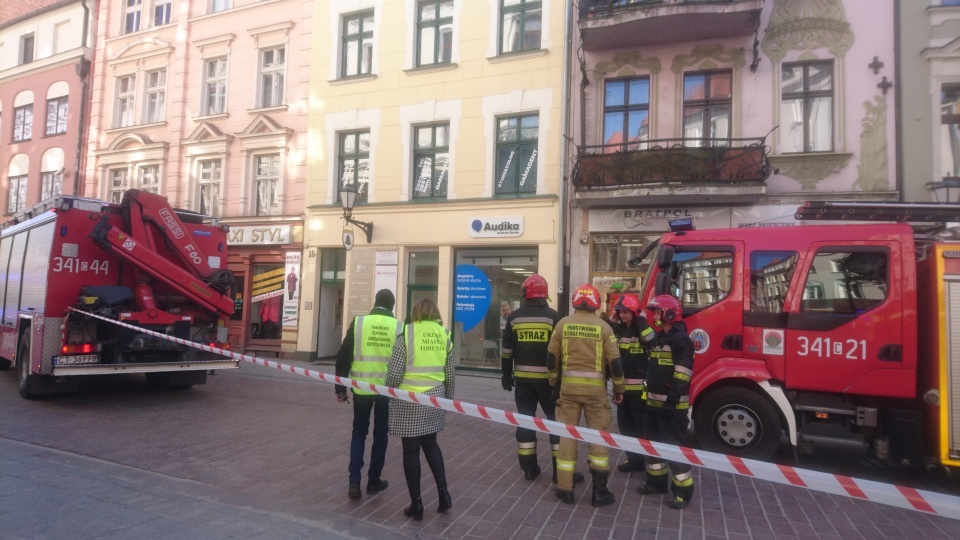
[796,201,960,223]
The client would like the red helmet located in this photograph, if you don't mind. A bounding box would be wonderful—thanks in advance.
[610,294,641,322]
[646,295,682,323]
[521,274,548,299]
[571,283,601,311]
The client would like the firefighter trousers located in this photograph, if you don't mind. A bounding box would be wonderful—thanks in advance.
[616,393,647,469]
[643,409,694,501]
[555,388,612,491]
[515,380,560,472]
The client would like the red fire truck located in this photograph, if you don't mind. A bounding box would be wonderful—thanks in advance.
[635,202,960,469]
[0,190,238,399]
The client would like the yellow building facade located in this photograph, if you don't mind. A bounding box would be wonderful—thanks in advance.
[298,0,567,366]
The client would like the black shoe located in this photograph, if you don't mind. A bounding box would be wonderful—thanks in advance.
[366,478,388,494]
[524,465,542,481]
[666,495,691,509]
[437,488,453,513]
[617,461,643,473]
[555,488,574,504]
[591,471,615,508]
[348,482,362,500]
[637,483,667,495]
[573,472,585,484]
[404,498,424,521]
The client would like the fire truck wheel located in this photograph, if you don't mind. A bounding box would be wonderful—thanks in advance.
[694,387,782,460]
[17,340,40,400]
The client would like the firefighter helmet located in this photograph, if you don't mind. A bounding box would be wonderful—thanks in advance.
[521,274,549,300]
[646,295,682,323]
[610,294,641,322]
[571,284,601,311]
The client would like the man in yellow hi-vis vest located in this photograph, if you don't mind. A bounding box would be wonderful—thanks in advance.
[336,289,402,500]
[547,283,625,507]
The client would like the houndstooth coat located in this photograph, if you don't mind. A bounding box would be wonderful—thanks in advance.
[385,333,455,438]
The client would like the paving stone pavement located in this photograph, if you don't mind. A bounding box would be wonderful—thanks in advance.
[2,358,959,539]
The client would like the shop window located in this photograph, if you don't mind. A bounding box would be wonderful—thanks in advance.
[801,251,887,314]
[590,233,657,314]
[749,251,798,313]
[250,264,284,340]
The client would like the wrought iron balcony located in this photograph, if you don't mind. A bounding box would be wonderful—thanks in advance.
[572,137,771,207]
[578,0,764,51]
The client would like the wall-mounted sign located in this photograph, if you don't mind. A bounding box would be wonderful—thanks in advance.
[342,228,354,251]
[468,216,524,238]
[282,251,300,327]
[228,225,291,245]
[454,264,492,332]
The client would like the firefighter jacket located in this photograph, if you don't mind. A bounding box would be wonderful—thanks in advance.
[335,306,400,394]
[547,310,624,396]
[613,316,655,397]
[645,321,694,412]
[501,300,561,383]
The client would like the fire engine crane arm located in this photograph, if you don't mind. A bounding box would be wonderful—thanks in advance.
[121,190,217,278]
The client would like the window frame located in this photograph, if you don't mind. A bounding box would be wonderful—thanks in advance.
[341,11,374,78]
[109,168,129,203]
[940,82,960,180]
[154,0,172,27]
[13,104,33,142]
[7,175,28,214]
[116,75,137,128]
[781,60,834,154]
[45,96,69,136]
[210,0,232,13]
[203,57,228,115]
[416,0,454,67]
[41,171,63,200]
[144,69,167,124]
[412,123,450,200]
[498,0,542,55]
[254,153,281,216]
[602,76,651,151]
[494,113,539,195]
[20,33,35,64]
[258,47,285,109]
[198,158,222,216]
[800,249,889,315]
[337,130,371,203]
[682,69,733,146]
[139,164,160,194]
[124,0,143,34]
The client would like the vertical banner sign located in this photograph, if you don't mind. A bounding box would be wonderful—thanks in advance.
[374,251,399,302]
[454,264,492,332]
[283,251,301,327]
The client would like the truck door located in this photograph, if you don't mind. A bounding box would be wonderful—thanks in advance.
[784,241,905,395]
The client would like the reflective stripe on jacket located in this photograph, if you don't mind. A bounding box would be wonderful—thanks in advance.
[350,314,402,395]
[546,310,624,394]
[398,320,449,393]
[644,323,694,411]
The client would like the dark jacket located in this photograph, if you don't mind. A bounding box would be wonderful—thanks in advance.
[335,306,395,394]
[644,321,694,412]
[612,315,654,396]
[500,299,561,383]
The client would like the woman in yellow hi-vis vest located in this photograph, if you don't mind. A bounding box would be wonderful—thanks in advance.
[386,298,455,521]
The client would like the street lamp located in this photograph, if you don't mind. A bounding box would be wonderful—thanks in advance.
[339,182,374,243]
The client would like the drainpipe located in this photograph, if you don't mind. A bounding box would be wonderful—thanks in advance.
[893,0,903,202]
[557,1,574,313]
[74,0,92,196]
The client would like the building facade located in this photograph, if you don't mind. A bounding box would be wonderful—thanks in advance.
[568,0,898,314]
[300,0,566,366]
[1,0,94,221]
[85,0,312,357]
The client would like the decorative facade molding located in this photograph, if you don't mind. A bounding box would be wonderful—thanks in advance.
[671,44,745,75]
[595,52,662,79]
[761,0,853,63]
[769,153,853,191]
[853,96,889,192]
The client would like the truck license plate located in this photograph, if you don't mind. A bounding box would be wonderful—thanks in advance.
[55,354,99,365]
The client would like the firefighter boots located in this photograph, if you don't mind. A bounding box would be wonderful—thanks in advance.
[666,495,691,510]
[591,471,615,508]
[637,483,668,495]
[524,464,542,481]
[555,488,575,504]
[617,458,645,473]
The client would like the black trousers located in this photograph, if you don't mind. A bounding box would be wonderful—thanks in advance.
[401,434,447,500]
[515,380,560,471]
[644,409,694,500]
[616,393,647,468]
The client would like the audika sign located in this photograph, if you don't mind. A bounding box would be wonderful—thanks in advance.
[467,216,524,238]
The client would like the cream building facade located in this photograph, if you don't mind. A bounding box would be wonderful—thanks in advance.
[300,0,567,366]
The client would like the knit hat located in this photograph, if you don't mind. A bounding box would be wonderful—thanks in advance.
[374,289,395,311]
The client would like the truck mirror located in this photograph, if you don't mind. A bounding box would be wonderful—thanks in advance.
[655,273,671,296]
[657,246,675,268]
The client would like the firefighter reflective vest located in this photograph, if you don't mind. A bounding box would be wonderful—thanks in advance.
[398,320,450,393]
[350,314,402,395]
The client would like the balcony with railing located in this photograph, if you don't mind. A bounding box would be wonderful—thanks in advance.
[578,0,765,51]
[572,136,771,207]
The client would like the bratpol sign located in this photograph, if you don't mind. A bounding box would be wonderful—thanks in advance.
[468,216,524,238]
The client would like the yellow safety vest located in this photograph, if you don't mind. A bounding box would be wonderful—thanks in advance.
[350,314,402,395]
[398,320,449,393]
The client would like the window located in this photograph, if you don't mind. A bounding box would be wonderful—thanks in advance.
[941,83,960,179]
[801,251,887,314]
[203,58,228,115]
[338,131,370,203]
[683,71,732,146]
[154,0,171,26]
[41,171,63,200]
[211,0,231,13]
[254,154,280,216]
[500,0,541,54]
[140,165,160,194]
[258,47,285,108]
[144,69,166,124]
[495,114,538,195]
[109,169,128,202]
[199,159,222,216]
[782,61,833,153]
[124,0,142,34]
[342,12,374,77]
[13,105,33,142]
[116,75,136,127]
[412,124,449,199]
[45,97,68,136]
[749,251,798,313]
[603,78,649,150]
[20,34,35,64]
[250,264,283,340]
[7,175,27,214]
[417,0,453,66]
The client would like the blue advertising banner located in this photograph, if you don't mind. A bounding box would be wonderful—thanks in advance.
[454,264,491,332]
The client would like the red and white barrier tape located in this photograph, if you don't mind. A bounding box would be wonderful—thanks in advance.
[67,308,960,520]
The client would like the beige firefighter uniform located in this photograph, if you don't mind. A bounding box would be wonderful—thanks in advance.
[547,310,625,492]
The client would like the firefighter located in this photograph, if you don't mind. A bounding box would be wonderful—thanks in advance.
[637,294,695,509]
[335,289,403,500]
[500,275,568,482]
[547,283,625,507]
[610,294,655,474]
